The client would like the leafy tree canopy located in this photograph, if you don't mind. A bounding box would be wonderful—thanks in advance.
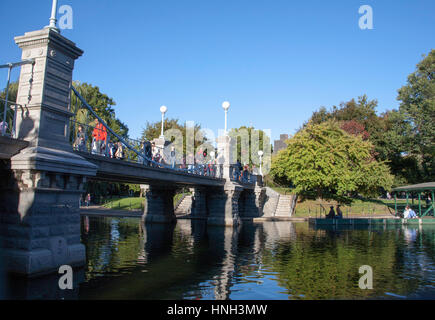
[270,121,393,202]
[228,126,272,171]
[141,118,208,155]
[397,49,435,181]
[71,81,129,138]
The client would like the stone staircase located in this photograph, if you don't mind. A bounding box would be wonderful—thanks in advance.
[274,194,297,217]
[263,187,297,217]
[174,194,193,215]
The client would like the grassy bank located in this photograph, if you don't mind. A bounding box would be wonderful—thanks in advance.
[100,192,413,217]
[102,197,144,210]
[102,193,189,211]
[268,186,412,217]
[293,199,399,217]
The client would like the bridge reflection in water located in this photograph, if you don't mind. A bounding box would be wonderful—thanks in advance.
[3,217,435,300]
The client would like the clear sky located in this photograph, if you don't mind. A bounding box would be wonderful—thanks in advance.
[1,0,434,141]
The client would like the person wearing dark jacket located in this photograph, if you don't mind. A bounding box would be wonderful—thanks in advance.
[336,205,343,219]
[326,206,335,219]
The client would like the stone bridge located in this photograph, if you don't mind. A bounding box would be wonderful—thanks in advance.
[0,25,276,277]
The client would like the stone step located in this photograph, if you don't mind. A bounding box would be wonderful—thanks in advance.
[175,195,193,215]
[273,195,296,217]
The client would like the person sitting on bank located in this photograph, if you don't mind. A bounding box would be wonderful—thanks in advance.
[336,205,343,219]
[403,205,417,219]
[326,206,335,219]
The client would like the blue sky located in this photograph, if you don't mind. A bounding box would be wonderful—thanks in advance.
[1,0,434,141]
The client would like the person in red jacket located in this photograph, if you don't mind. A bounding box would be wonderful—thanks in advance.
[92,119,107,155]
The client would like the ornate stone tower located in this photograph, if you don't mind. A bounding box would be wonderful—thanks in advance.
[0,14,97,275]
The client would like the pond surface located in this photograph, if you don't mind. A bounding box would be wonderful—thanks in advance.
[3,216,435,299]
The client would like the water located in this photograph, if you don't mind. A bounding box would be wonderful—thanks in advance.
[3,216,435,299]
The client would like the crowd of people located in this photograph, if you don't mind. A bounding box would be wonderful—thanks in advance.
[232,160,258,183]
[72,120,258,183]
[73,120,127,160]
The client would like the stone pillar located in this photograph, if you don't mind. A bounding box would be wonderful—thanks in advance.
[216,135,233,180]
[207,184,242,227]
[142,185,176,224]
[207,225,239,299]
[0,28,97,276]
[237,188,265,218]
[190,187,207,217]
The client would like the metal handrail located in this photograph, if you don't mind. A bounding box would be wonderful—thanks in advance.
[1,59,34,136]
[70,86,221,178]
[70,85,259,184]
[0,98,22,138]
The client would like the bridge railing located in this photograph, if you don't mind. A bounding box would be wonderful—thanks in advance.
[1,59,35,138]
[69,85,222,178]
[229,164,256,185]
[0,98,21,138]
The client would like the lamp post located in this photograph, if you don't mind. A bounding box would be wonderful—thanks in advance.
[222,101,230,135]
[46,0,60,32]
[258,150,264,177]
[159,105,167,140]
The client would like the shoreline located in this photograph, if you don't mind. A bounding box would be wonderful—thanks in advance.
[80,206,396,221]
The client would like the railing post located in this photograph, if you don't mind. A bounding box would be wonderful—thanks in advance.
[12,104,18,138]
[1,65,12,136]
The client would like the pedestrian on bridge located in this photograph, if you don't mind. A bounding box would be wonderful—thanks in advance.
[170,146,176,168]
[144,140,152,166]
[92,119,107,156]
[115,142,124,160]
[242,165,249,183]
[107,141,116,158]
[74,125,87,152]
[0,121,8,135]
[86,193,91,207]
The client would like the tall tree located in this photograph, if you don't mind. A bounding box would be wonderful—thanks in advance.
[397,49,435,181]
[228,126,272,172]
[141,118,208,156]
[271,121,393,202]
[306,94,420,185]
[71,81,129,138]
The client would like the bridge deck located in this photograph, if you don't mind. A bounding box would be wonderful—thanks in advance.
[77,151,227,188]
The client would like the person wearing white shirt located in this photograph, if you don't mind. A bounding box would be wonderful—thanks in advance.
[403,205,417,219]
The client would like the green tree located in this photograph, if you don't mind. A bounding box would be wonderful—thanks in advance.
[228,126,272,172]
[270,121,393,202]
[141,118,207,155]
[307,95,419,185]
[397,49,435,181]
[71,81,129,138]
[0,81,19,133]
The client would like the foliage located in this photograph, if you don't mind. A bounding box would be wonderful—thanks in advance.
[71,81,129,138]
[141,118,208,156]
[397,49,435,182]
[339,120,370,140]
[0,81,18,106]
[0,81,19,132]
[270,121,393,202]
[228,126,272,172]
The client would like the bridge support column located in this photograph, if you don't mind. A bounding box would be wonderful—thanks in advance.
[207,184,242,227]
[0,28,97,277]
[190,187,208,217]
[239,187,266,218]
[142,185,177,224]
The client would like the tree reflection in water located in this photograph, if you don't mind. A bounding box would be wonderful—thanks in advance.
[3,217,435,299]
